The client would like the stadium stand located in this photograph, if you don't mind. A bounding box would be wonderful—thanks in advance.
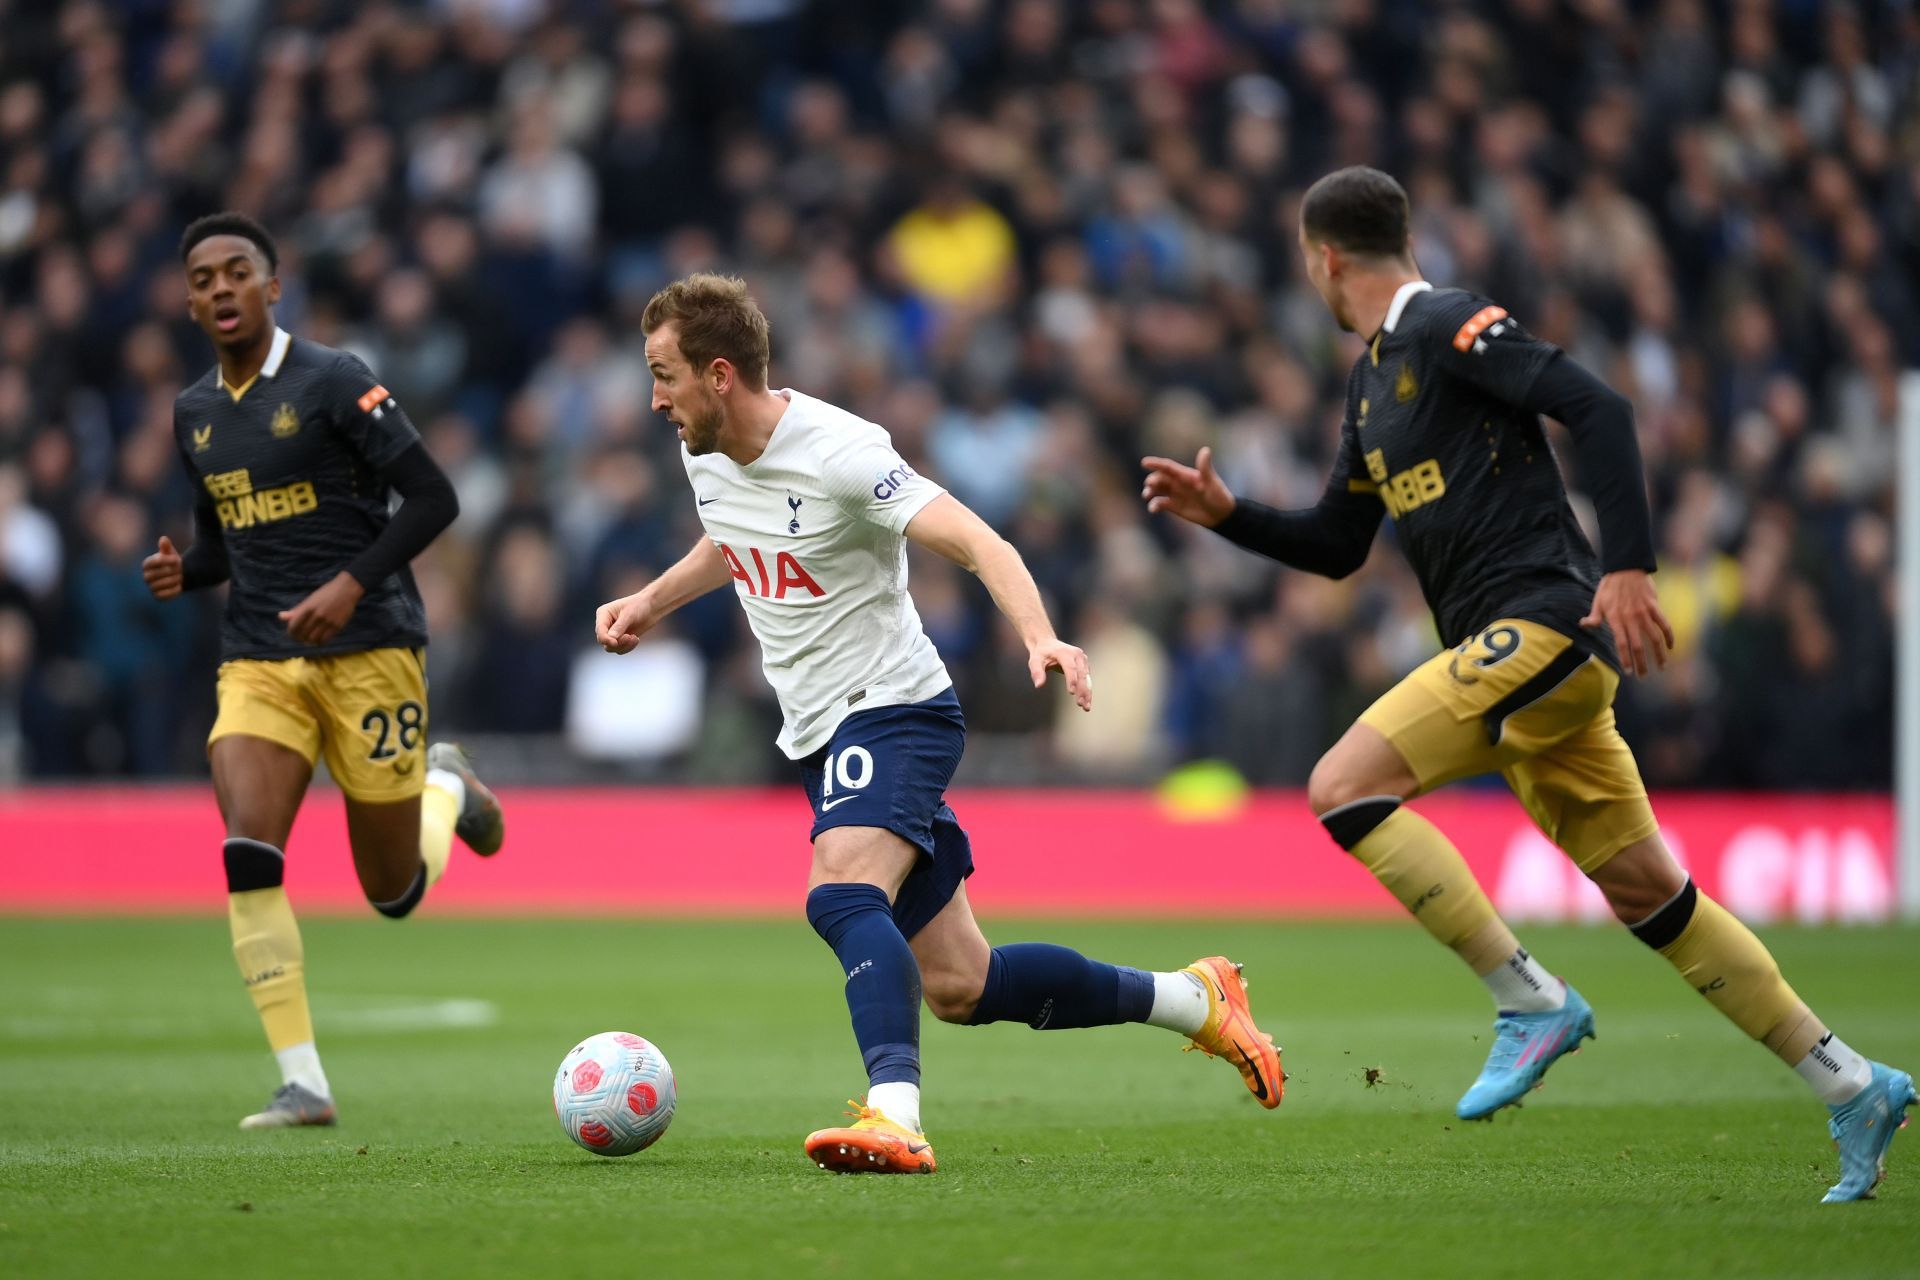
[0,0,1901,789]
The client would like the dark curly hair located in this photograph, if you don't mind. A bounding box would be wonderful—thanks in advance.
[179,212,279,274]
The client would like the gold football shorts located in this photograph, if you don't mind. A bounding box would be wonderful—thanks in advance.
[209,647,428,803]
[1358,618,1658,872]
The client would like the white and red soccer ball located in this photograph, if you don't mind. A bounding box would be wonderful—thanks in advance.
[553,1031,676,1157]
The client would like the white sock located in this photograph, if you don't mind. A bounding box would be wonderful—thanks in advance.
[276,1041,332,1100]
[1145,970,1210,1035]
[426,768,466,811]
[1483,948,1565,1013]
[866,1081,921,1135]
[1795,1032,1873,1106]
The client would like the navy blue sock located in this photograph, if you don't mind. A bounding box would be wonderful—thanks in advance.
[805,883,922,1086]
[965,943,1156,1030]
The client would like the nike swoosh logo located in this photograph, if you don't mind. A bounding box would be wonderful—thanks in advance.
[906,1142,930,1154]
[1235,1044,1270,1101]
[697,497,719,506]
[821,795,858,812]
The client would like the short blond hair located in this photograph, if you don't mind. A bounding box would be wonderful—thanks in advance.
[641,273,771,388]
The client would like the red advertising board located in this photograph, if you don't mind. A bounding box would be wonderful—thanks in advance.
[0,787,1896,923]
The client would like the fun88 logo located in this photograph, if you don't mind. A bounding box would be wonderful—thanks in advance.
[871,462,918,501]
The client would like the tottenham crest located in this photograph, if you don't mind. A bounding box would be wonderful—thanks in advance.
[787,494,803,534]
[271,403,301,438]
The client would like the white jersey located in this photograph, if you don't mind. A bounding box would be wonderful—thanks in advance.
[684,389,952,758]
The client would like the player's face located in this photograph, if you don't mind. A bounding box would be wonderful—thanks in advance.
[646,324,723,456]
[186,235,280,350]
[1298,226,1353,332]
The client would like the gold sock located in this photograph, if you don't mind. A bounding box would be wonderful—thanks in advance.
[1347,808,1518,976]
[1654,889,1825,1063]
[420,783,459,886]
[230,886,313,1052]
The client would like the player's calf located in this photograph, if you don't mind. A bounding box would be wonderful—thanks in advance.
[1621,866,1914,1199]
[965,942,1159,1030]
[805,880,926,1144]
[956,942,1283,1107]
[225,836,334,1125]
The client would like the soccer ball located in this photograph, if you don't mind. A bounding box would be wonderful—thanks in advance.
[553,1031,677,1157]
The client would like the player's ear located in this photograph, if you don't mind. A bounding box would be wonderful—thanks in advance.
[266,274,282,305]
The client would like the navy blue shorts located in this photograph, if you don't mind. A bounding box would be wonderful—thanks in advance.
[798,688,972,941]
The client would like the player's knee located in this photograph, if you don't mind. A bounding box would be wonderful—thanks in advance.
[1307,755,1367,816]
[222,806,296,853]
[923,970,983,1024]
[365,862,427,919]
[1599,879,1669,927]
[808,828,914,897]
[223,837,285,893]
[1588,837,1687,927]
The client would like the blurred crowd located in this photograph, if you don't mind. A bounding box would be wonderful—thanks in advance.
[0,0,1906,788]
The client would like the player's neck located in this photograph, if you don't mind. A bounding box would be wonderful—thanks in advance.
[216,324,277,391]
[716,388,791,467]
[1351,269,1427,341]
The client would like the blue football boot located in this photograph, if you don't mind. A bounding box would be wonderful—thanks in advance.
[1823,1062,1914,1203]
[1456,982,1595,1120]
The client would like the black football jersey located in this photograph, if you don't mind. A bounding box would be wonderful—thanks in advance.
[1331,284,1616,666]
[172,329,428,660]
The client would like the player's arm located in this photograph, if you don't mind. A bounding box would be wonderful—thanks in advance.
[144,480,231,599]
[278,360,458,645]
[145,438,232,599]
[904,493,1091,711]
[1142,435,1383,579]
[1439,302,1673,675]
[1523,355,1672,675]
[276,442,459,645]
[595,538,732,654]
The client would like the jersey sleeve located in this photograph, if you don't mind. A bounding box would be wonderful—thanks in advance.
[1429,293,1656,574]
[1327,408,1374,499]
[816,425,947,534]
[325,353,421,469]
[1211,371,1384,579]
[1430,293,1559,406]
[172,413,231,591]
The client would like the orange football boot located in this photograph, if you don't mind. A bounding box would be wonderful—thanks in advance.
[1181,956,1284,1108]
[804,1100,937,1174]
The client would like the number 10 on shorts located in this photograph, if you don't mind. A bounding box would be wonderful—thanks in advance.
[821,745,873,796]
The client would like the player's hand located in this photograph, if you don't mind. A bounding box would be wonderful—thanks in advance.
[1030,638,1092,711]
[1581,569,1675,678]
[279,571,365,646]
[142,535,184,600]
[1141,446,1235,527]
[596,592,655,655]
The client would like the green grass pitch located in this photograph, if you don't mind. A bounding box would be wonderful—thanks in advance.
[3,917,1917,1279]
